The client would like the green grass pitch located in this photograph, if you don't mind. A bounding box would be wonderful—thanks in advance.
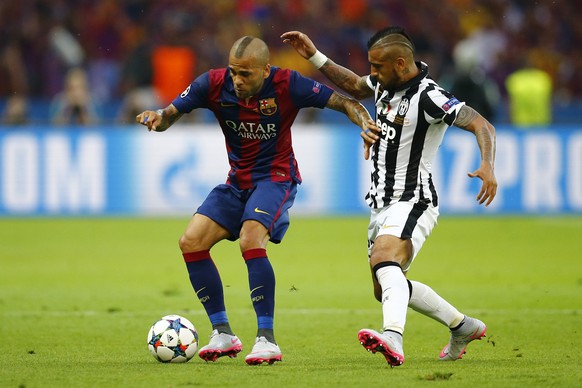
[1,216,581,387]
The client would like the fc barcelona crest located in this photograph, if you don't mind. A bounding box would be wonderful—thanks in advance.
[259,98,278,116]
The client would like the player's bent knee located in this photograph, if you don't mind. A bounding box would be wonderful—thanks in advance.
[178,234,202,253]
[370,251,410,270]
[372,261,402,273]
[238,235,252,252]
[239,237,263,253]
[238,222,269,252]
[178,235,189,253]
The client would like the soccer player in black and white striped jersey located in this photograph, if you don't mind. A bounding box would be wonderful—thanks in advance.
[282,27,497,366]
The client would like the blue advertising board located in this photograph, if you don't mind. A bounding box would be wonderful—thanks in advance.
[0,125,581,216]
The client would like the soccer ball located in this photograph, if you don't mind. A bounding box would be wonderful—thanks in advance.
[147,314,198,363]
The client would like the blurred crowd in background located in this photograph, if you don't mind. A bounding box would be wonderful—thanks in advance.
[0,0,580,126]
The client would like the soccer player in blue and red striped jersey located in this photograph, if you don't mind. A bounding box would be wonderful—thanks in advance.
[136,36,379,365]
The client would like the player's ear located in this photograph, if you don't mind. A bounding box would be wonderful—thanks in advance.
[263,64,271,79]
[394,57,406,73]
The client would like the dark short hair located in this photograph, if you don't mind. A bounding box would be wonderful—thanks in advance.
[367,26,415,52]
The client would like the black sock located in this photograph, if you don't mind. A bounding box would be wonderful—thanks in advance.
[213,323,234,335]
[257,328,276,344]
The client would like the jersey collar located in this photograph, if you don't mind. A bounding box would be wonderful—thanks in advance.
[375,61,428,102]
[392,61,428,92]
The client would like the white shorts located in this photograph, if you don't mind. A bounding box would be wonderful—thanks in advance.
[367,201,439,271]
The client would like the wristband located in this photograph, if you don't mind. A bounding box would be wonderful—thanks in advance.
[308,50,328,69]
[156,109,164,117]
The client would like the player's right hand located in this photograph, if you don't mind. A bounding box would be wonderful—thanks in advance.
[280,31,317,59]
[136,110,162,132]
[361,119,380,160]
[468,161,497,206]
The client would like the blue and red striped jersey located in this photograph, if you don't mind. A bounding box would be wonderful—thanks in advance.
[171,66,333,189]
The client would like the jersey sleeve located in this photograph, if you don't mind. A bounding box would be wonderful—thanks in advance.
[421,86,466,126]
[288,70,334,109]
[171,72,211,113]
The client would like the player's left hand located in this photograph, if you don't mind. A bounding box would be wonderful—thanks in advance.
[468,161,497,206]
[136,110,162,132]
[361,119,380,160]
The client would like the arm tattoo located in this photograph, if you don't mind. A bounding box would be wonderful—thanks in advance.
[456,105,496,165]
[326,92,371,126]
[319,60,373,100]
[166,112,183,127]
[326,93,348,113]
[156,110,183,132]
[455,105,479,128]
[476,123,496,165]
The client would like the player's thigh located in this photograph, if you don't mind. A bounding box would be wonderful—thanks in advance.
[367,201,436,270]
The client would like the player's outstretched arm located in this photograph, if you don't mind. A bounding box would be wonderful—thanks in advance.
[454,105,498,206]
[136,104,183,132]
[281,31,373,100]
[326,91,380,160]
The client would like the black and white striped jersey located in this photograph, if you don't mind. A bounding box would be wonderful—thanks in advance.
[365,62,465,209]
